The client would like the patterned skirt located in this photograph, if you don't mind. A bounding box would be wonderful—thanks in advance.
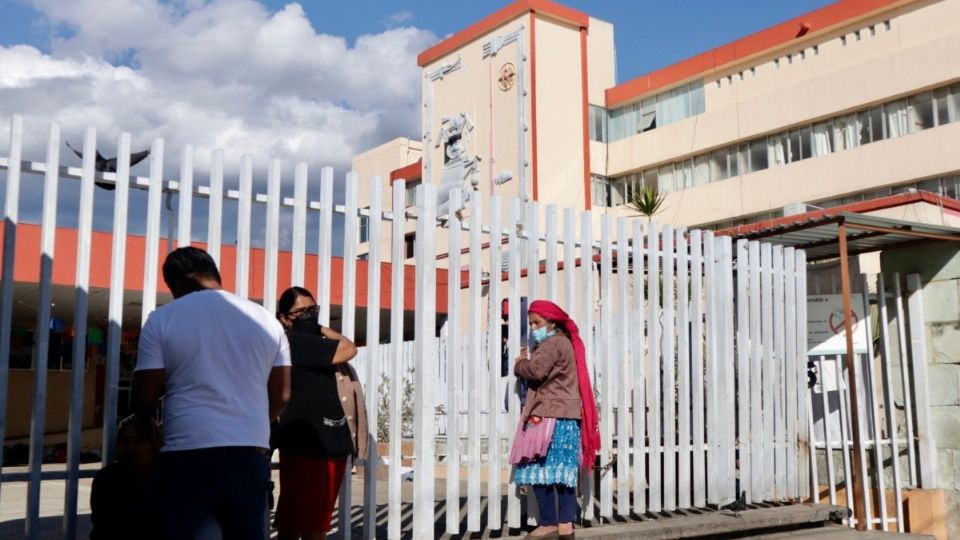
[514,419,581,488]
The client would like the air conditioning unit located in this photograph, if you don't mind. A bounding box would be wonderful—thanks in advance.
[783,202,808,216]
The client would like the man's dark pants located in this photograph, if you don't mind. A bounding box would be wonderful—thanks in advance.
[150,446,270,539]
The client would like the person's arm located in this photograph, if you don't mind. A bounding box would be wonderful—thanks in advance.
[133,315,165,431]
[133,369,165,427]
[319,325,358,365]
[267,366,291,421]
[514,340,560,381]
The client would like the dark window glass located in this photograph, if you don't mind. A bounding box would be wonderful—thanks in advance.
[404,233,415,259]
[799,126,812,160]
[911,92,935,131]
[710,150,729,181]
[749,139,768,172]
[934,89,950,126]
[867,107,885,142]
[788,130,801,163]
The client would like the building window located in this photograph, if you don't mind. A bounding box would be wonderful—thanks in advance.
[749,138,768,173]
[813,45,819,56]
[589,105,607,142]
[404,232,415,259]
[799,50,806,61]
[787,54,793,65]
[854,30,861,41]
[404,179,421,207]
[591,175,623,207]
[911,92,936,132]
[358,214,370,243]
[775,58,780,69]
[609,82,960,196]
[841,35,847,46]
[884,20,891,31]
[859,106,884,143]
[606,81,705,142]
[869,25,876,36]
[811,121,834,157]
[934,88,952,125]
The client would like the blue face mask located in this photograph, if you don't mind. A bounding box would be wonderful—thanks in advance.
[531,326,554,345]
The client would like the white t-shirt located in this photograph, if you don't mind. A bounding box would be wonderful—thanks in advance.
[135,289,291,452]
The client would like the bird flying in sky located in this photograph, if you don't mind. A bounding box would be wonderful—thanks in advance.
[65,141,150,190]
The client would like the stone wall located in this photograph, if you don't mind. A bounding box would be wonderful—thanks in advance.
[881,241,960,539]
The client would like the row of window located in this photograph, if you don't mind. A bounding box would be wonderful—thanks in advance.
[595,81,960,206]
[590,81,706,143]
[704,175,960,231]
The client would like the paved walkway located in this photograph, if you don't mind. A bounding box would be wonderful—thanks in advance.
[0,471,936,539]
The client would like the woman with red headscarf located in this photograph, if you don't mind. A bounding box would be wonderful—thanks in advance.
[513,300,600,539]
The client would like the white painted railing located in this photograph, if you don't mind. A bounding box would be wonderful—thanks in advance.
[0,116,813,539]
[805,272,936,533]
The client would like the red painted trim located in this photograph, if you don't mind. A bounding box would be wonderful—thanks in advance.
[529,11,539,201]
[389,159,422,185]
[417,0,589,68]
[580,26,592,211]
[714,190,960,237]
[606,0,905,107]
[0,223,451,313]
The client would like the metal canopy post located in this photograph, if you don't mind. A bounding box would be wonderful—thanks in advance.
[838,221,867,530]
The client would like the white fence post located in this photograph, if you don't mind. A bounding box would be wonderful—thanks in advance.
[63,126,96,538]
[176,145,194,247]
[412,183,437,540]
[487,195,504,529]
[467,192,483,533]
[647,222,662,513]
[363,175,383,540]
[906,274,937,489]
[598,215,614,518]
[615,217,631,516]
[578,210,595,522]
[506,198,522,529]
[102,131,132,467]
[206,149,224,266]
[387,181,406,540]
[0,116,23,492]
[235,155,253,299]
[141,139,165,324]
[444,188,462,536]
[262,159,281,313]
[339,171,359,537]
[26,120,61,539]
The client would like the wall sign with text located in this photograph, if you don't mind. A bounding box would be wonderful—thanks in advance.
[806,294,869,356]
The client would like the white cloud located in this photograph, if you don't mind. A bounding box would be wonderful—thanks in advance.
[387,10,414,26]
[0,0,435,182]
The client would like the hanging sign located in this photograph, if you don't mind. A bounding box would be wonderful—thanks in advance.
[806,294,869,355]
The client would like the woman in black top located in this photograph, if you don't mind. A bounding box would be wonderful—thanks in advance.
[274,287,358,540]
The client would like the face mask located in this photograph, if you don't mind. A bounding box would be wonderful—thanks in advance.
[290,309,321,334]
[531,326,554,345]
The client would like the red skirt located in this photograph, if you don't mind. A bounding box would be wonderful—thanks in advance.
[275,452,348,535]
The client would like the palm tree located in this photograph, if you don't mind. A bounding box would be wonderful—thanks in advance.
[628,185,667,223]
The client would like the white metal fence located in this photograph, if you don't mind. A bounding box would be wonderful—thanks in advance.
[806,271,937,533]
[0,116,812,539]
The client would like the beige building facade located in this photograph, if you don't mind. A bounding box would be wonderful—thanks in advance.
[354,0,960,261]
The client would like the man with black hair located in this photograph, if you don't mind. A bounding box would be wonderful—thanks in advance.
[134,246,291,539]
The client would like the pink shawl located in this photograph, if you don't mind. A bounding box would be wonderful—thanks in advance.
[528,300,601,469]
